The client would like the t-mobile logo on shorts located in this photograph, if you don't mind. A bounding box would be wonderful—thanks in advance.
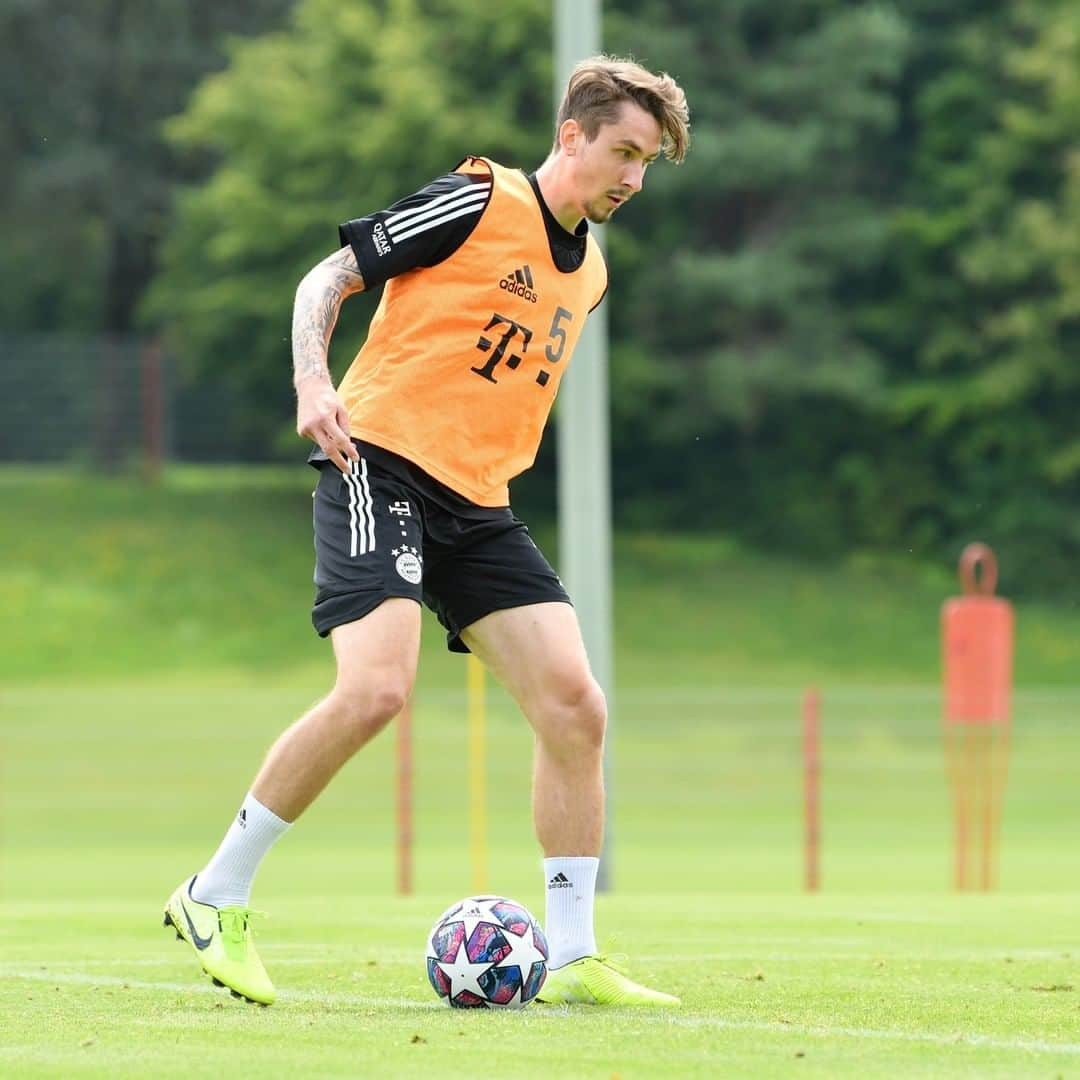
[388,501,412,516]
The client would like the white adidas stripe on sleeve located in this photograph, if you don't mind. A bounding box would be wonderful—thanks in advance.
[386,188,490,243]
[386,182,491,231]
[389,198,492,245]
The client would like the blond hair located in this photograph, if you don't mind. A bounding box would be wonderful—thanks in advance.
[556,55,690,164]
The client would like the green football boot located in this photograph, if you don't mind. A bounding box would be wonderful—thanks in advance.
[163,876,274,1006]
[536,954,680,1007]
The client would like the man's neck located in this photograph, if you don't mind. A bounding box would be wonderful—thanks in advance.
[533,156,585,235]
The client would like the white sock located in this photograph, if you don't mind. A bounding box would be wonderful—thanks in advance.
[190,793,291,908]
[543,856,599,968]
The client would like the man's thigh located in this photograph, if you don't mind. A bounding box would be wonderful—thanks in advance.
[330,596,423,698]
[459,602,595,715]
[422,513,569,653]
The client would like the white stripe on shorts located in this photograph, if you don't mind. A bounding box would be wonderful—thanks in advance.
[344,458,375,558]
[345,459,361,557]
[358,456,375,554]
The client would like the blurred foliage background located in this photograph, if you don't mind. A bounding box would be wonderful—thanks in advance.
[2,0,1079,593]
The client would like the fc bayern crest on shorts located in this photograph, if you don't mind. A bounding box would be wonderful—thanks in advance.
[393,545,423,584]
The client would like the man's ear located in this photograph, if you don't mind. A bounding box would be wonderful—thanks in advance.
[558,118,581,156]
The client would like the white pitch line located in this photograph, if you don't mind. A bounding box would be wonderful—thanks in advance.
[2,956,414,969]
[3,968,439,1011]
[4,969,1079,1056]
[659,1014,1080,1057]
[7,952,427,968]
[9,946,1073,967]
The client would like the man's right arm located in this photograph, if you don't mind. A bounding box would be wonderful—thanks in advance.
[295,168,489,472]
[292,246,365,474]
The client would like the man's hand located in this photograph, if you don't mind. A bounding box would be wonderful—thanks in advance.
[296,377,360,474]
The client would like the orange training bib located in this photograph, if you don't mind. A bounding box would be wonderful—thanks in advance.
[338,157,608,506]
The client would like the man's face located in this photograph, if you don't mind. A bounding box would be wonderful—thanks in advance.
[569,102,663,225]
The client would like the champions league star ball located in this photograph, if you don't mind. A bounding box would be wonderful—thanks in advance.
[425,895,548,1009]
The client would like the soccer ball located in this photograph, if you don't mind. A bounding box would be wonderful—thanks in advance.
[425,895,548,1009]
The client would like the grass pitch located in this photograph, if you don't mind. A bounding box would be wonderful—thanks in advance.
[3,684,1079,1078]
[2,467,1079,1076]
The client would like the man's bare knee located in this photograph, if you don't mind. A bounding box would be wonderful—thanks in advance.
[327,674,411,748]
[533,676,607,756]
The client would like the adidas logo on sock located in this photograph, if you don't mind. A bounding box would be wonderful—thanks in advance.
[499,264,538,303]
[548,872,573,889]
[237,808,247,828]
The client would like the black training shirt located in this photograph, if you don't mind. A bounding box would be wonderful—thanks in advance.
[338,168,591,290]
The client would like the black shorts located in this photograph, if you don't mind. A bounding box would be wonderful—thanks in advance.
[309,441,570,652]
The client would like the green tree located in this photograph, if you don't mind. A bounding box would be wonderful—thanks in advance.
[0,0,294,335]
[603,1,911,546]
[880,0,1080,587]
[145,0,550,452]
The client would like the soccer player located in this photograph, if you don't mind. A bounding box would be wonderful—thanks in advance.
[165,56,690,1007]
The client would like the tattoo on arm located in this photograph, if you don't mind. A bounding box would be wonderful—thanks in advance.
[292,246,366,387]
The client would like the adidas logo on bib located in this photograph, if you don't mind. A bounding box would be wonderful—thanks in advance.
[499,265,538,303]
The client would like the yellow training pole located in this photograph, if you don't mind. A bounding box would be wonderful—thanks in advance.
[395,697,413,896]
[467,654,488,893]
